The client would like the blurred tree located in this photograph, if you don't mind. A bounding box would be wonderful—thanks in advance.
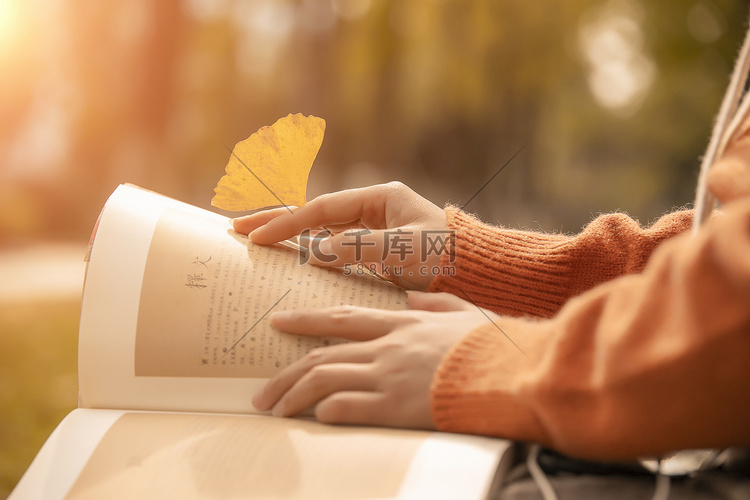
[0,0,745,243]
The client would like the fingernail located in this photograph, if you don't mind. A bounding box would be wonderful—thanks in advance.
[252,390,268,411]
[271,404,285,418]
[270,310,292,324]
[317,237,332,255]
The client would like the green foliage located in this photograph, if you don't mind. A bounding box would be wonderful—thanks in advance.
[0,301,79,499]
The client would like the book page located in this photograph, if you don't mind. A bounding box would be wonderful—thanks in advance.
[135,205,405,378]
[78,185,406,414]
[15,409,505,500]
[8,410,123,500]
[11,410,510,500]
[65,412,422,500]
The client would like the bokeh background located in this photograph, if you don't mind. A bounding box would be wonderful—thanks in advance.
[0,0,746,496]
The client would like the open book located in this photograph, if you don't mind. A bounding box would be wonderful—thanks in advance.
[10,184,514,500]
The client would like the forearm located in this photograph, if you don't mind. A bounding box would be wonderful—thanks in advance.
[431,199,750,460]
[429,206,693,317]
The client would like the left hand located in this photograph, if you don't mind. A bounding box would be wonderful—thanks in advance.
[232,182,448,290]
[253,291,497,429]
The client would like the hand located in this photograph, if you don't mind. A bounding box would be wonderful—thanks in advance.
[252,291,496,429]
[232,182,447,290]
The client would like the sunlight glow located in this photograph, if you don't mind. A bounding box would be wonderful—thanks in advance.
[233,0,295,77]
[0,0,22,49]
[579,0,655,117]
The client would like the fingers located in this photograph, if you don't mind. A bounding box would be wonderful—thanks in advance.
[315,392,404,427]
[269,297,474,342]
[307,226,421,268]
[406,291,475,312]
[271,305,412,341]
[255,360,433,429]
[254,294,468,427]
[232,207,297,235]
[269,364,376,418]
[315,391,386,425]
[248,184,400,245]
[315,392,435,429]
[253,342,375,412]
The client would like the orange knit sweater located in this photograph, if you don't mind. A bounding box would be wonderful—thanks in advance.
[428,121,750,461]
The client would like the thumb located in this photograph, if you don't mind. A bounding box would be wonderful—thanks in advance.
[306,227,395,267]
[406,291,475,312]
[233,206,298,237]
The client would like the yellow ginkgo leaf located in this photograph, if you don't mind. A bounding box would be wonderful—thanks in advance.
[211,113,326,211]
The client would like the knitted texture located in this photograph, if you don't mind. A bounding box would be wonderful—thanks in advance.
[428,208,693,318]
[430,317,552,443]
[431,197,750,460]
[429,108,750,460]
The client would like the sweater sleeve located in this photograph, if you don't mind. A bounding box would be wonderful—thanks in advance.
[430,197,750,460]
[428,207,693,318]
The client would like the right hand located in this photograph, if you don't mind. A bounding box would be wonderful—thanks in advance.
[252,291,492,427]
[233,182,448,290]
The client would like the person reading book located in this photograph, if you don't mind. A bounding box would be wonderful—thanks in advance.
[9,181,515,500]
[232,35,750,463]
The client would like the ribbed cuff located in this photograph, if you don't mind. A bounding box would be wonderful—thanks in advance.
[430,321,550,444]
[428,206,575,318]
